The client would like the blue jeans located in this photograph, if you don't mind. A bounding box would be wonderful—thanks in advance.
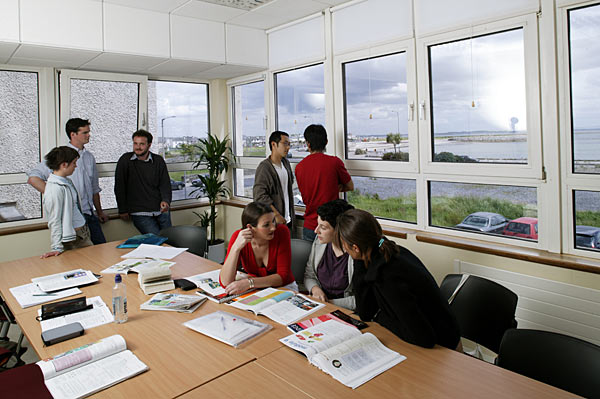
[84,213,106,245]
[302,227,316,242]
[131,212,172,235]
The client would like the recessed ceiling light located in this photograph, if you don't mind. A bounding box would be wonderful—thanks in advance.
[197,0,275,11]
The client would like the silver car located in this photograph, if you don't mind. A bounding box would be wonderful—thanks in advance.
[455,212,508,234]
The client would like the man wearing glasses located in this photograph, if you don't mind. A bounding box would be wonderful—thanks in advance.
[253,131,296,234]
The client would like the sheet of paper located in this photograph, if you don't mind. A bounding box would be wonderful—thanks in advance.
[101,258,175,274]
[9,283,81,309]
[39,296,114,332]
[121,244,187,260]
[32,269,98,292]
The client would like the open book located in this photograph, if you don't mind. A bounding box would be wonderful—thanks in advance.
[138,266,174,295]
[280,319,405,389]
[227,287,325,325]
[140,293,206,313]
[184,310,272,348]
[32,269,98,292]
[36,334,148,399]
[101,258,175,274]
[184,269,249,303]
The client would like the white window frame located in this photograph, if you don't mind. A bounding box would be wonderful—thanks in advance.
[333,40,419,174]
[416,14,543,179]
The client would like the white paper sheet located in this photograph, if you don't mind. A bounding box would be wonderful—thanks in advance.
[38,296,114,332]
[32,269,98,292]
[9,283,82,309]
[101,258,175,274]
[121,244,187,260]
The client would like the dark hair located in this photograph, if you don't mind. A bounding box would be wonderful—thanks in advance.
[132,129,153,144]
[303,124,327,152]
[336,209,400,264]
[65,118,90,141]
[268,131,289,152]
[317,199,354,228]
[45,146,79,171]
[241,202,274,228]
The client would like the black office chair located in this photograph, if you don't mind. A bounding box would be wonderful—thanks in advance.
[0,296,27,370]
[290,239,312,292]
[440,274,518,356]
[497,328,600,399]
[159,225,207,257]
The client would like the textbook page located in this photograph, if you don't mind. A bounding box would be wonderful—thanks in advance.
[121,244,186,260]
[279,319,362,359]
[43,349,148,399]
[32,269,98,292]
[38,296,114,332]
[227,288,293,314]
[258,293,325,325]
[37,335,127,380]
[311,332,405,389]
[9,283,81,309]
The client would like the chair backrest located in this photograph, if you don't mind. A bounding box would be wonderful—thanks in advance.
[497,328,600,398]
[159,225,207,257]
[440,273,518,354]
[290,239,312,291]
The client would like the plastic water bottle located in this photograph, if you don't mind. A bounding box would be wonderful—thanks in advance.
[112,274,128,323]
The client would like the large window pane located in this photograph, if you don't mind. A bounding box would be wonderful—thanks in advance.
[569,5,600,174]
[169,170,204,201]
[148,81,209,164]
[0,184,41,222]
[429,29,527,164]
[233,81,265,157]
[574,190,600,251]
[0,70,40,174]
[347,177,416,223]
[234,168,255,199]
[429,181,537,241]
[69,79,138,163]
[275,64,325,159]
[343,53,409,161]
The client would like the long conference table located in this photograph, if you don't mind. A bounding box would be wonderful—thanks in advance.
[0,241,576,398]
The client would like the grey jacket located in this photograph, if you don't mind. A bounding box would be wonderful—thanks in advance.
[253,156,295,230]
[304,238,356,310]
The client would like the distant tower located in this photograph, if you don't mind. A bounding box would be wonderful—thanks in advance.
[510,117,519,132]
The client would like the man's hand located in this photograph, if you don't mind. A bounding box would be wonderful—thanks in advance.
[97,211,109,223]
[119,213,129,221]
[41,250,62,259]
[160,201,170,213]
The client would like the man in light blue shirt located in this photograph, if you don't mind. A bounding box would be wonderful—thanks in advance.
[27,118,108,244]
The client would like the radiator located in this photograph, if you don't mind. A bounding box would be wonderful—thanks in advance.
[453,260,600,346]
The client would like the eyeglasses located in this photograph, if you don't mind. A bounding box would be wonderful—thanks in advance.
[280,141,291,147]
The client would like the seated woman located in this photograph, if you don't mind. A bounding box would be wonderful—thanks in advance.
[304,199,356,310]
[336,209,460,349]
[220,201,295,295]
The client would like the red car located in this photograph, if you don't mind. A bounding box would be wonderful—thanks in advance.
[502,217,538,240]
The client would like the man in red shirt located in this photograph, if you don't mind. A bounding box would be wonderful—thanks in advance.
[295,124,354,241]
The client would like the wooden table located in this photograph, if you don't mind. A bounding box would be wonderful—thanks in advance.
[0,241,576,398]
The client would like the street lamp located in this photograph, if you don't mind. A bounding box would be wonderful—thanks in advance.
[161,116,176,158]
[390,109,400,135]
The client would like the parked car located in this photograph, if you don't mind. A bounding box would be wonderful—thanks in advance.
[575,225,600,250]
[455,212,508,234]
[191,173,209,187]
[170,179,184,190]
[502,217,538,240]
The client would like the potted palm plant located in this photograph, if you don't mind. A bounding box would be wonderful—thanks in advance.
[191,132,234,263]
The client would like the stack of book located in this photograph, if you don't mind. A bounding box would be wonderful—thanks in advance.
[140,293,206,313]
[138,266,174,295]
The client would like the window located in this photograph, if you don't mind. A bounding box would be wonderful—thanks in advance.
[347,176,416,223]
[234,168,256,199]
[429,181,538,241]
[429,28,528,165]
[573,190,600,252]
[568,4,600,174]
[275,64,325,159]
[232,81,266,157]
[148,80,209,164]
[343,52,409,161]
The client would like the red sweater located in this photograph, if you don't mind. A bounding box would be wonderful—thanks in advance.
[223,224,294,286]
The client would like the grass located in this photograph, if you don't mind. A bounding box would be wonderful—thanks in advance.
[243,147,266,157]
[575,211,600,227]
[347,191,417,222]
[169,169,208,182]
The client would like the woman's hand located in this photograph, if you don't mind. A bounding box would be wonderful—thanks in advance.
[310,286,328,303]
[232,227,253,252]
[41,250,62,259]
[225,278,252,295]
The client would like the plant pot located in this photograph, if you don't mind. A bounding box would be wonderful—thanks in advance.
[206,239,225,264]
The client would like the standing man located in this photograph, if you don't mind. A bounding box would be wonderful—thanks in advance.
[253,131,295,233]
[295,124,353,242]
[28,118,108,244]
[114,129,172,235]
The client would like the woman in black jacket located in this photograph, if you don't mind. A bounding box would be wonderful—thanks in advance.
[336,209,460,349]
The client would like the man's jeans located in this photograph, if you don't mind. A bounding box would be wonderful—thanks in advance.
[84,213,106,245]
[131,212,172,235]
[302,227,316,242]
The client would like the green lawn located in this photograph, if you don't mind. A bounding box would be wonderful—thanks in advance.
[347,192,417,222]
[576,211,600,227]
[244,147,266,157]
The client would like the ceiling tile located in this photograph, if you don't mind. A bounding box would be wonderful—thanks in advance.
[226,11,293,29]
[80,52,167,73]
[191,63,265,79]
[146,58,222,77]
[254,0,324,16]
[174,1,246,22]
[10,44,100,68]
[103,0,189,13]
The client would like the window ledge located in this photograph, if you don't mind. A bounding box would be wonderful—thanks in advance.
[416,231,600,275]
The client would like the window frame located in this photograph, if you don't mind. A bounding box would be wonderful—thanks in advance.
[416,14,543,179]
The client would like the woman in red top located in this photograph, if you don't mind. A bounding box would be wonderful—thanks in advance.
[220,202,295,295]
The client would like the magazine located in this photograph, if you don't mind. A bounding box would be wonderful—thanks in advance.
[184,269,249,303]
[280,319,405,389]
[184,311,272,348]
[32,269,98,292]
[101,258,175,274]
[140,293,206,313]
[287,310,368,333]
[36,334,148,399]
[227,287,325,325]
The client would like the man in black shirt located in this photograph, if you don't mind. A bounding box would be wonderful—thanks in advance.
[114,130,172,235]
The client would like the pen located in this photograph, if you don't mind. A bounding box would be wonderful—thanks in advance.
[33,293,57,296]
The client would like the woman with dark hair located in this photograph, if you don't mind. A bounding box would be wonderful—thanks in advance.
[304,199,356,310]
[336,209,460,349]
[220,201,295,295]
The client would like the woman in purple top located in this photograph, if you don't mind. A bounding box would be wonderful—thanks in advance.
[304,199,356,310]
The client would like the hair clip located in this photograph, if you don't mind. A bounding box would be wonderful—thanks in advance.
[378,238,384,247]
